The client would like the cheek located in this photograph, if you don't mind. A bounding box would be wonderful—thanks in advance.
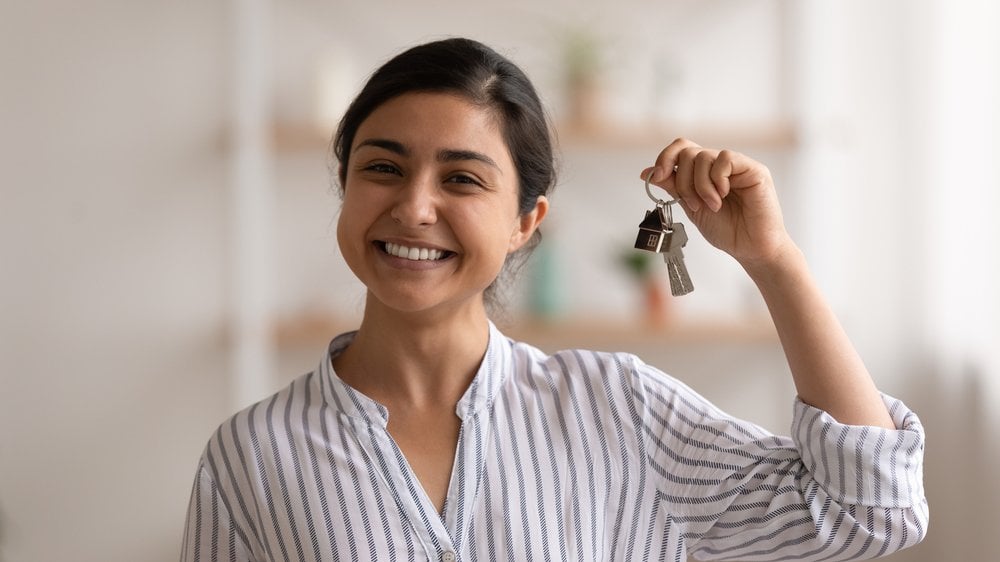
[335,212,353,263]
[338,187,371,229]
[335,208,372,284]
[336,194,366,255]
[472,211,522,262]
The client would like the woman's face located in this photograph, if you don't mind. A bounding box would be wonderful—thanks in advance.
[337,92,547,317]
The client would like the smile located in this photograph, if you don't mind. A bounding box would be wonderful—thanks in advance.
[380,241,452,261]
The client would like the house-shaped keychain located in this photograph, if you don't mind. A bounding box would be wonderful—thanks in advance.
[634,206,669,253]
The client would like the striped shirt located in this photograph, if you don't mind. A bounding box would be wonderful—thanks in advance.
[181,322,928,561]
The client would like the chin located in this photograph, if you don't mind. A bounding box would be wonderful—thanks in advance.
[367,286,442,314]
[366,286,487,318]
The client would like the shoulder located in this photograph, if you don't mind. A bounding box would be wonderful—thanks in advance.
[502,336,692,405]
[230,368,324,431]
[501,333,736,430]
[199,368,328,479]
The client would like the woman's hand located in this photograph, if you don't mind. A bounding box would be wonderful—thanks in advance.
[641,141,893,429]
[640,138,792,267]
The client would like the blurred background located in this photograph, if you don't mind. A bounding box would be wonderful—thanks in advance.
[1,0,997,560]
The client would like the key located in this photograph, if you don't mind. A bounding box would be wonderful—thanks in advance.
[634,206,670,253]
[661,222,694,296]
[636,170,693,296]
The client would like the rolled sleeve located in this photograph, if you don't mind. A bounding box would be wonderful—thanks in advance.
[792,393,925,509]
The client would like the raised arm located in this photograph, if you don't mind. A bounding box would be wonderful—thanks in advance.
[641,138,893,429]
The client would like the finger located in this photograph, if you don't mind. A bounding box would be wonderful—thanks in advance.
[642,138,693,201]
[639,165,676,201]
[693,150,723,211]
[673,146,704,211]
[639,166,664,183]
[725,150,771,191]
[709,150,736,203]
[649,138,699,183]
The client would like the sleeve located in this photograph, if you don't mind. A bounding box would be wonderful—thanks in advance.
[180,461,255,562]
[630,359,928,562]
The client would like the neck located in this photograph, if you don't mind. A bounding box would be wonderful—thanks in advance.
[334,294,491,409]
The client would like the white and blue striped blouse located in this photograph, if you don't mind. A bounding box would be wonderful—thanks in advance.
[181,322,928,561]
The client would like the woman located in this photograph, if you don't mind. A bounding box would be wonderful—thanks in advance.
[181,38,927,561]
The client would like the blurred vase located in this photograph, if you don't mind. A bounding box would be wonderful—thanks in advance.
[528,240,562,319]
[566,78,603,132]
[644,278,670,328]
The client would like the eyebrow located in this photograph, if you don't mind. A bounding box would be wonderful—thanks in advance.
[438,149,500,171]
[355,138,501,171]
[356,138,407,155]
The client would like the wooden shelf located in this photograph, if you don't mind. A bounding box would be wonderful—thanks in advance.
[271,123,333,152]
[218,123,333,154]
[504,316,778,350]
[271,313,778,350]
[556,119,798,150]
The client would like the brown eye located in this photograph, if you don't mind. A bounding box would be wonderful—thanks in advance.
[363,162,401,175]
[447,174,482,187]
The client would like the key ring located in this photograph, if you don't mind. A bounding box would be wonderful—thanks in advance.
[644,167,679,225]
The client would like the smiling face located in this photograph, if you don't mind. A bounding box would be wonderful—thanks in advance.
[336,92,547,318]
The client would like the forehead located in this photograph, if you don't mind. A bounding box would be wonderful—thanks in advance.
[354,92,512,163]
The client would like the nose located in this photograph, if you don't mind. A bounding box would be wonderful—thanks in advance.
[390,174,438,227]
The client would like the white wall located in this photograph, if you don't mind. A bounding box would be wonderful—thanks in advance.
[0,2,234,559]
[1,1,997,560]
[786,3,1000,560]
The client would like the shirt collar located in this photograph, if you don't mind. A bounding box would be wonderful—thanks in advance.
[319,321,514,424]
[320,330,389,425]
[455,321,514,420]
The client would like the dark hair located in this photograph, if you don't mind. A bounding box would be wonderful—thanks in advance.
[333,37,557,313]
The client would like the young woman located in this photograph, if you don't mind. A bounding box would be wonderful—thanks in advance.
[181,38,927,561]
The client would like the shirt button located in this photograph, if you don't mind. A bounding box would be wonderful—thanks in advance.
[441,552,456,562]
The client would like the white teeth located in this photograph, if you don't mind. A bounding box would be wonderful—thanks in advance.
[384,242,444,261]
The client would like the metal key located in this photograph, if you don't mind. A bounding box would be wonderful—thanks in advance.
[661,222,694,296]
[635,169,694,296]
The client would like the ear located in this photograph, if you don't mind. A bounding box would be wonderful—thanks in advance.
[508,196,549,252]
